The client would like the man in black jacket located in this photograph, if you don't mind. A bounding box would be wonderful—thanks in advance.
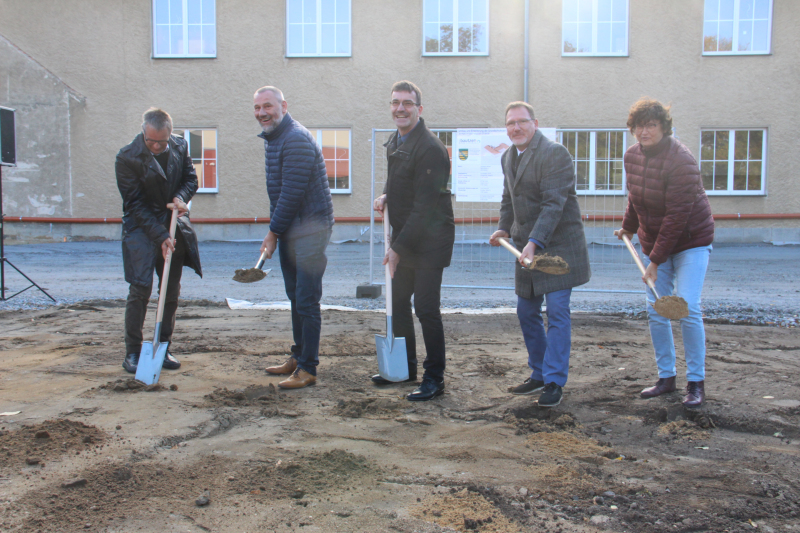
[115,108,202,373]
[372,81,455,401]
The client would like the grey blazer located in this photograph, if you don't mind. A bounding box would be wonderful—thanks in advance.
[498,129,591,298]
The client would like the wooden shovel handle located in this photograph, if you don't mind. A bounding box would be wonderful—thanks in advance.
[621,234,660,299]
[497,237,533,268]
[154,208,179,325]
[383,205,393,318]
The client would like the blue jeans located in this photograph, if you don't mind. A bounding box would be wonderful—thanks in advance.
[517,288,572,387]
[642,245,712,382]
[278,228,331,376]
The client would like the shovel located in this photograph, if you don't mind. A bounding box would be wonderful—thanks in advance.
[620,233,689,320]
[135,207,178,385]
[233,250,271,283]
[374,205,409,382]
[497,237,570,275]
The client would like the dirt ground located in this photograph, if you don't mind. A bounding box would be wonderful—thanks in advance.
[1,302,799,533]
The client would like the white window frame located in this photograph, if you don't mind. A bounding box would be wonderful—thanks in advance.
[286,0,352,57]
[702,0,773,55]
[309,128,351,194]
[557,129,628,195]
[422,0,490,57]
[561,0,629,57]
[174,128,218,194]
[701,128,767,196]
[152,0,217,58]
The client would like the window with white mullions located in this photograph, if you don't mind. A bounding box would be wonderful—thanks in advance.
[562,0,628,56]
[701,129,766,195]
[559,130,627,195]
[287,0,351,57]
[423,0,488,56]
[703,0,772,54]
[309,129,351,193]
[153,0,216,58]
[174,129,218,193]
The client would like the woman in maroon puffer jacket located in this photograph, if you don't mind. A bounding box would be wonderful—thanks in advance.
[614,98,714,408]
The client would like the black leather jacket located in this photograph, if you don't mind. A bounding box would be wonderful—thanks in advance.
[115,133,202,286]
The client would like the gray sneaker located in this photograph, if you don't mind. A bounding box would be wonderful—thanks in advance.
[538,383,563,407]
[509,378,545,395]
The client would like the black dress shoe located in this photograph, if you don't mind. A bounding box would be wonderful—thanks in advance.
[123,353,139,374]
[407,377,444,402]
[371,373,416,385]
[162,352,181,370]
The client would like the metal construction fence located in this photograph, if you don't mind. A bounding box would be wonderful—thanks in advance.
[368,128,643,293]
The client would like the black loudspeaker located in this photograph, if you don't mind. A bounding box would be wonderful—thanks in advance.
[0,106,16,167]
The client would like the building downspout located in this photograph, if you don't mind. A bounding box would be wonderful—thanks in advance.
[524,0,530,103]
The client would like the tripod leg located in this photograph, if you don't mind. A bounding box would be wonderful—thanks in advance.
[1,258,56,302]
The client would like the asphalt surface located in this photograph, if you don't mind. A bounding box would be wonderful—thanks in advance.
[0,241,797,326]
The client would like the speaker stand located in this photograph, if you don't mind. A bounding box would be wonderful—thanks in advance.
[0,165,56,303]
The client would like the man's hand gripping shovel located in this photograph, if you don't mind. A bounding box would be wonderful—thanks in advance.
[135,206,179,385]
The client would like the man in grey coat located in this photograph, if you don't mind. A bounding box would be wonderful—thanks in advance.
[489,102,591,407]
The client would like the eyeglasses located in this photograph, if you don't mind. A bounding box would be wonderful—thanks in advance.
[634,122,661,132]
[143,130,170,146]
[390,100,419,110]
[505,119,532,128]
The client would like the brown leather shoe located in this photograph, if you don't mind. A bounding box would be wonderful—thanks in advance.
[683,381,705,408]
[278,369,316,389]
[265,357,297,375]
[640,376,676,398]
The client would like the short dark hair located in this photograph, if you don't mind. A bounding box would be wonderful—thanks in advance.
[142,108,173,132]
[390,80,422,106]
[505,101,536,121]
[627,98,673,136]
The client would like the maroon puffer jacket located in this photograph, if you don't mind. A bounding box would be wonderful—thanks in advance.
[622,136,714,265]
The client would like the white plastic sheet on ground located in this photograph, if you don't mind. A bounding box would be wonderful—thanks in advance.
[225,298,517,315]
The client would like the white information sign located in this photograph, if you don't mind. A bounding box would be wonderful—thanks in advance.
[453,127,557,203]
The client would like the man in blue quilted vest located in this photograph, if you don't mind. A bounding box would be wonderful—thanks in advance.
[254,86,335,390]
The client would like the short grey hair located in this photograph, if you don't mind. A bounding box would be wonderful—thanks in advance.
[142,108,173,132]
[255,86,285,102]
[504,101,536,121]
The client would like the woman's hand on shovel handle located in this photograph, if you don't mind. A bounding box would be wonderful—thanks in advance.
[261,231,278,260]
[614,228,633,241]
[489,230,509,246]
[382,248,400,278]
[643,261,658,285]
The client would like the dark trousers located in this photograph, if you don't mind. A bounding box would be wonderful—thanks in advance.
[278,228,331,376]
[392,265,446,382]
[124,232,186,355]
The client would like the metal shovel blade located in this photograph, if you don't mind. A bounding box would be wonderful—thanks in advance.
[375,317,409,382]
[135,339,170,385]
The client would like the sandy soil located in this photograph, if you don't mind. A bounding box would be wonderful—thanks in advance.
[1,302,799,532]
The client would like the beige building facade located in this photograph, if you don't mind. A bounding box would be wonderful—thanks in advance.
[0,0,797,243]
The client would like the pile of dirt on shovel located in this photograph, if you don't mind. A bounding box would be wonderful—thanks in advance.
[653,295,689,319]
[232,268,266,283]
[532,254,570,275]
[0,419,108,470]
